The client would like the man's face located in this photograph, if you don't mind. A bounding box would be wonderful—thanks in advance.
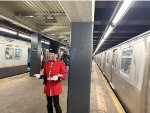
[55,54,58,59]
[49,53,55,60]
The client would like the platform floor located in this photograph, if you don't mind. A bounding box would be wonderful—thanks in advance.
[0,61,125,113]
[0,72,67,113]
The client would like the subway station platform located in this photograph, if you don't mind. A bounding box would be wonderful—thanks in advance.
[90,61,125,113]
[0,61,125,113]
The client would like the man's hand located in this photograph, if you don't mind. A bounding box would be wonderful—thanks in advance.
[51,75,59,81]
[50,74,63,81]
[34,74,41,79]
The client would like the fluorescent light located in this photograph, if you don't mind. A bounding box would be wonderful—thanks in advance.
[97,39,105,49]
[41,40,50,45]
[25,15,34,18]
[93,0,133,56]
[93,25,113,55]
[101,38,105,44]
[0,27,17,35]
[18,33,31,39]
[45,41,50,45]
[52,34,55,36]
[94,38,105,55]
[41,40,45,43]
[93,26,112,55]
[103,26,113,39]
[112,0,133,25]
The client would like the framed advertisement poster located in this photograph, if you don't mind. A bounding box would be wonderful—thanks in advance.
[5,46,14,60]
[15,48,22,60]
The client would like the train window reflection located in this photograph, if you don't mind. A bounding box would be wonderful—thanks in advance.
[106,52,110,66]
[121,47,133,76]
[112,49,117,69]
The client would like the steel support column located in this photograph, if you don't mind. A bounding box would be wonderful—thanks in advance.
[67,22,93,113]
[30,33,42,76]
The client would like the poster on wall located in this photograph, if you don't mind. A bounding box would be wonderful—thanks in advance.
[15,48,22,60]
[5,46,14,60]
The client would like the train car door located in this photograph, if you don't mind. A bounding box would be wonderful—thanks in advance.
[110,49,117,88]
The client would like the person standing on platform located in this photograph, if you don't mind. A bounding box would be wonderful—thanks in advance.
[61,51,69,66]
[61,51,69,78]
[35,46,67,113]
[41,51,44,69]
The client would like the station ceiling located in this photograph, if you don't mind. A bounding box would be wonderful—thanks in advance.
[93,1,150,54]
[0,1,92,46]
[1,1,150,52]
[0,1,70,45]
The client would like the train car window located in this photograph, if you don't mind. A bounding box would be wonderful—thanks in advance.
[106,52,110,66]
[112,49,117,69]
[121,47,133,76]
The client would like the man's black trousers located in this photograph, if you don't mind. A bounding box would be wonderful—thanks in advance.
[46,95,62,113]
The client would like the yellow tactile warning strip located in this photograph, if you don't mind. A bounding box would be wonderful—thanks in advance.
[96,83,107,112]
[94,61,126,113]
[101,73,126,113]
[94,68,107,112]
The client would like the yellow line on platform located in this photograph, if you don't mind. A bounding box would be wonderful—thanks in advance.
[101,73,126,113]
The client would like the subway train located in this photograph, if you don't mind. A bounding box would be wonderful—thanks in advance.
[94,30,150,113]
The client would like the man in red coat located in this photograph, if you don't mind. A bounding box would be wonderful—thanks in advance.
[36,49,67,113]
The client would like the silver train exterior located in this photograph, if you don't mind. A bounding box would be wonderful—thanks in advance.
[94,30,150,113]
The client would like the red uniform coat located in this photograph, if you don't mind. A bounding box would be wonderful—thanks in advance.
[43,60,67,96]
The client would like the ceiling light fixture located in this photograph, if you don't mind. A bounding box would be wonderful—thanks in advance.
[103,26,113,39]
[93,0,133,55]
[18,33,31,40]
[41,40,45,43]
[41,40,50,45]
[45,41,50,45]
[25,15,34,18]
[112,0,133,26]
[96,38,105,51]
[0,27,17,35]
